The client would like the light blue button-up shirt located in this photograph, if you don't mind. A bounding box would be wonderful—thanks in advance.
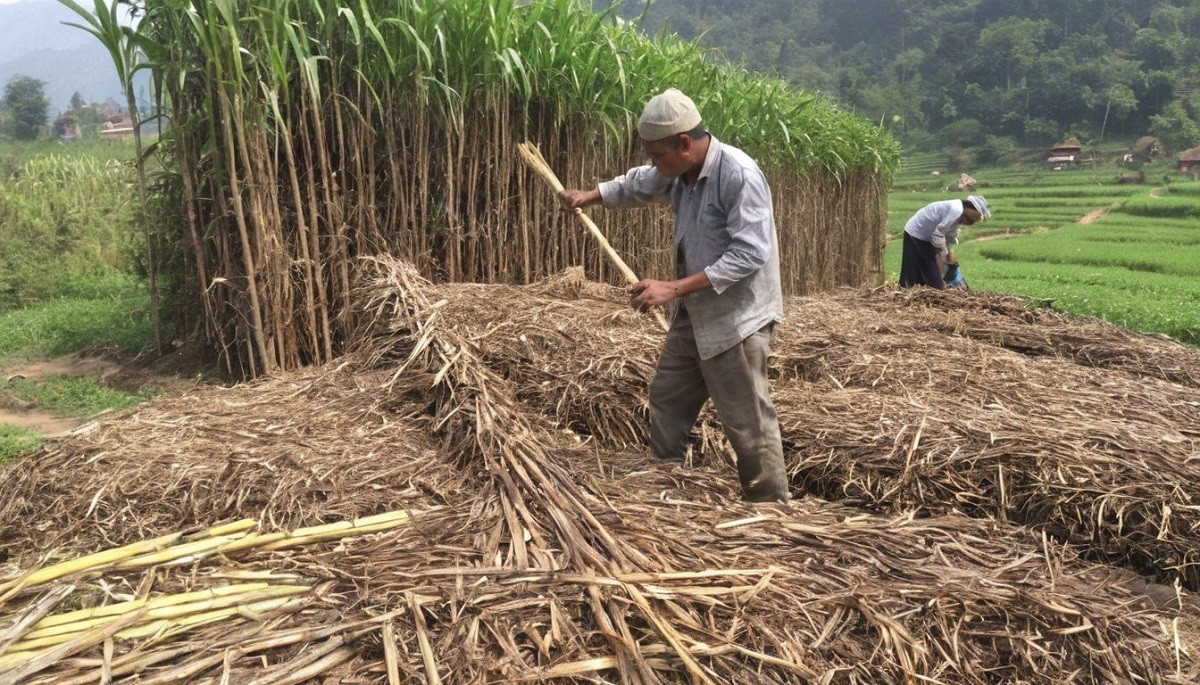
[903,199,964,257]
[598,137,783,360]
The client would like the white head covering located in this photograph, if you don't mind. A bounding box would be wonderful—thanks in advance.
[966,194,992,220]
[637,88,703,141]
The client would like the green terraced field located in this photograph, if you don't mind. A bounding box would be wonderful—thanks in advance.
[886,165,1150,239]
[1121,195,1200,218]
[885,161,1199,344]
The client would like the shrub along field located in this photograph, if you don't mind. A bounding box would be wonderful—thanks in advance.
[0,141,157,463]
[886,164,1200,344]
[0,140,154,363]
[0,141,145,310]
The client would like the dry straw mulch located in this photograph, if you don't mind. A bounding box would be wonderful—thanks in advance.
[386,266,1200,590]
[0,257,1197,684]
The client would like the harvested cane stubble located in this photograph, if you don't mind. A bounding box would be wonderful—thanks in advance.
[0,257,1197,683]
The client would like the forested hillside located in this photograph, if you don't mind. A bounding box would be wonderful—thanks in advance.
[609,0,1200,154]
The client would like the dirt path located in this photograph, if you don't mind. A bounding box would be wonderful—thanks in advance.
[1077,206,1110,224]
[970,226,1051,243]
[0,355,121,437]
[967,205,1111,246]
[4,353,122,383]
[1,353,195,439]
[0,409,81,436]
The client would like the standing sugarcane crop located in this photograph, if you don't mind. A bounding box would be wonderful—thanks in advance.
[562,89,788,503]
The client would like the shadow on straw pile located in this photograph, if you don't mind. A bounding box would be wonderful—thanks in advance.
[843,287,1200,388]
[1,258,1198,684]
[352,260,1200,592]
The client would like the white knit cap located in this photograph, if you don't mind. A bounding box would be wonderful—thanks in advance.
[637,88,702,141]
[966,194,992,220]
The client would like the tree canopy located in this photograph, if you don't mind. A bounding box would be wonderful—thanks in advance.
[2,75,50,141]
[610,0,1200,152]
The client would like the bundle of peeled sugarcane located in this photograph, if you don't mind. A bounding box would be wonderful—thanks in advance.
[0,508,420,681]
[0,582,310,670]
[0,509,414,603]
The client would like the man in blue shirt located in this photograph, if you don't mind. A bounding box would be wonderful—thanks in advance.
[561,89,788,502]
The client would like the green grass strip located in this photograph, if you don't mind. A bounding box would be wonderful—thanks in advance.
[6,376,154,418]
[1164,182,1200,197]
[0,295,154,364]
[0,425,43,464]
[977,239,1200,277]
[1121,196,1200,218]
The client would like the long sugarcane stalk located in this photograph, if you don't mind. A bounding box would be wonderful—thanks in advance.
[116,532,252,570]
[15,587,304,652]
[0,609,146,685]
[8,587,308,652]
[256,509,413,551]
[0,518,267,601]
[0,595,304,669]
[207,509,413,555]
[517,141,669,332]
[0,533,181,600]
[25,617,382,685]
[27,583,272,631]
[185,518,258,540]
[1,509,414,604]
[0,509,414,669]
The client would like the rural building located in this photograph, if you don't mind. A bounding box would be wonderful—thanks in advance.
[1179,146,1200,173]
[99,113,134,140]
[1046,138,1083,168]
[52,114,79,140]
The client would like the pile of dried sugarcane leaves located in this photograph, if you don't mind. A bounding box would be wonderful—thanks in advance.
[1,256,1197,684]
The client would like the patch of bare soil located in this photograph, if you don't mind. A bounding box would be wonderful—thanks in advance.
[0,407,79,436]
[5,351,200,393]
[970,226,1051,243]
[966,206,1109,244]
[4,353,121,384]
[0,352,205,437]
[1078,206,1111,224]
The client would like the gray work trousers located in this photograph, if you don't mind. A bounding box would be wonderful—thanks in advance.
[648,315,789,502]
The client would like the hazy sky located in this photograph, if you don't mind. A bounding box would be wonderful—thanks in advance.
[0,0,140,113]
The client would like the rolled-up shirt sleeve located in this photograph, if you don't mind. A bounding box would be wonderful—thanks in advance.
[703,169,773,294]
[945,224,960,249]
[598,165,671,207]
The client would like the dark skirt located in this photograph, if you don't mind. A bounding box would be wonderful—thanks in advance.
[899,231,945,289]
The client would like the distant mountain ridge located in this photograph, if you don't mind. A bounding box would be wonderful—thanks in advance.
[0,0,92,55]
[0,0,145,115]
